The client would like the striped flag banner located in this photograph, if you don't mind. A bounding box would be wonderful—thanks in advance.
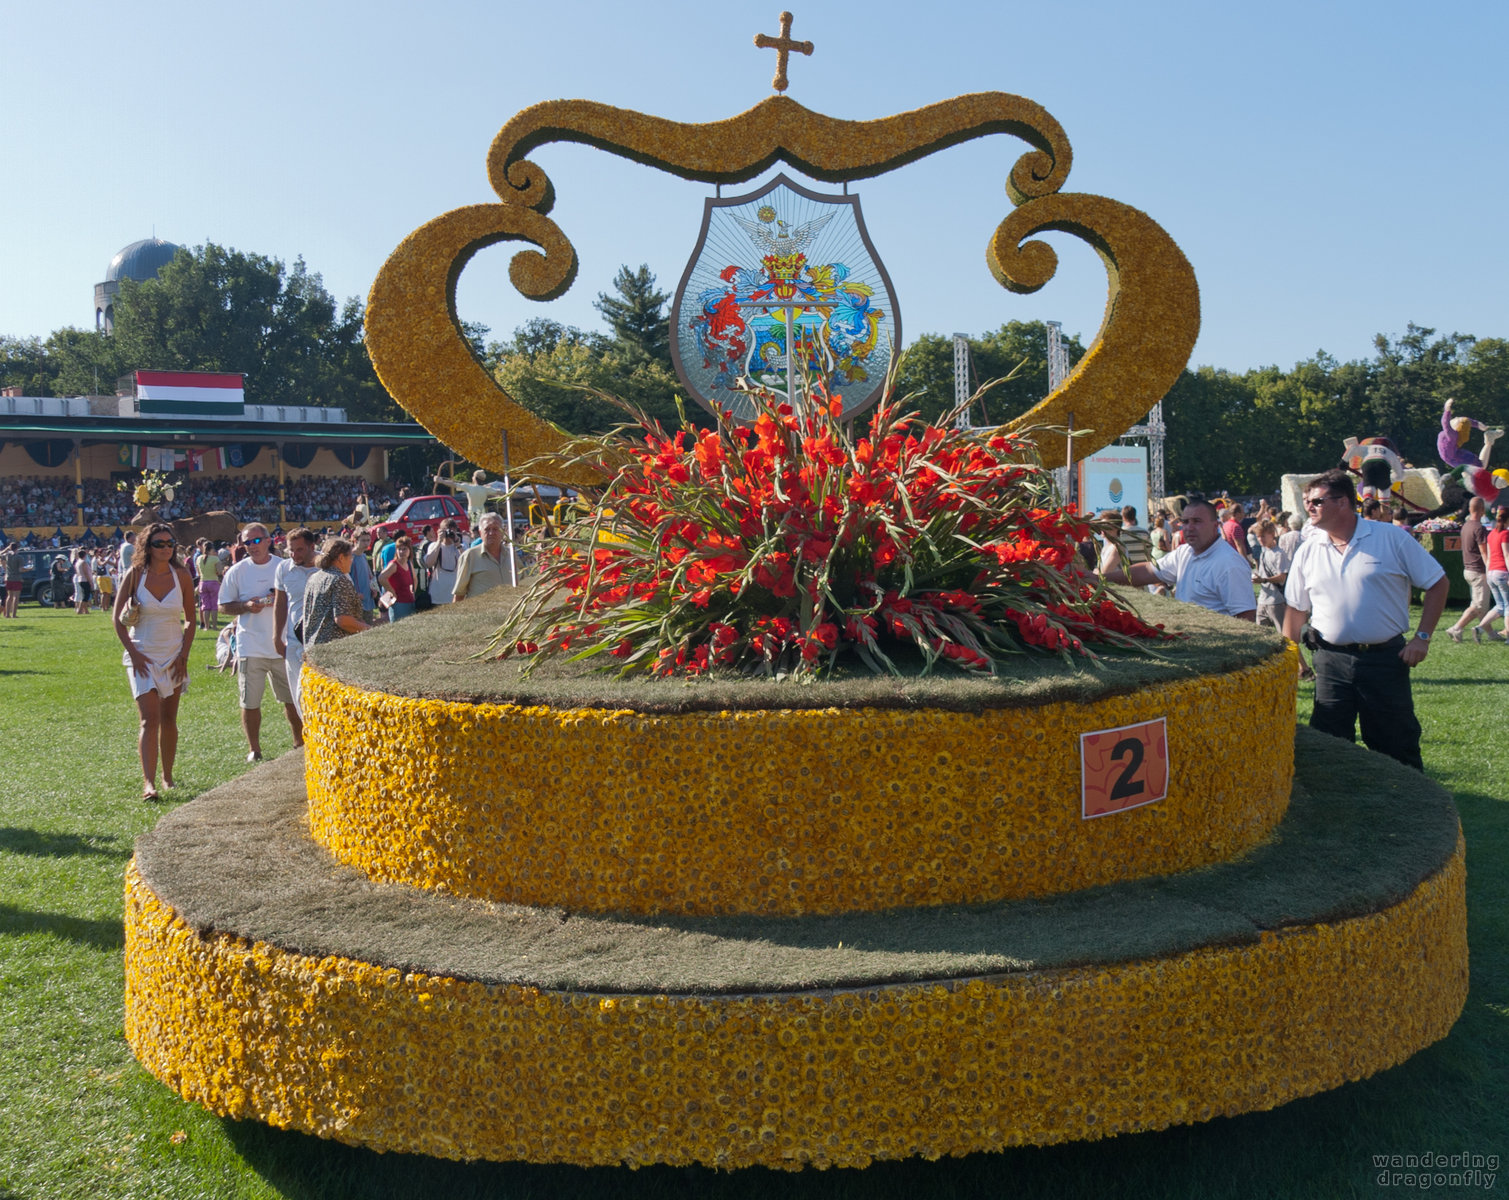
[135,370,245,415]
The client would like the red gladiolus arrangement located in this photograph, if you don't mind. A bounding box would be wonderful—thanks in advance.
[493,385,1166,679]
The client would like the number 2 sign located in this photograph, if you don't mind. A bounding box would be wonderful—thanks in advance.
[1080,718,1169,819]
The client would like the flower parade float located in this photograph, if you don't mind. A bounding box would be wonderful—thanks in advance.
[125,47,1467,1170]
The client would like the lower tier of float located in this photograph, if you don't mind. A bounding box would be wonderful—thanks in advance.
[125,730,1466,1170]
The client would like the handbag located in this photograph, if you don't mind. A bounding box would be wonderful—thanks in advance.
[120,567,142,629]
[413,558,433,611]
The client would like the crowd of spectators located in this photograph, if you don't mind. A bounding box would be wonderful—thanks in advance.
[0,475,400,531]
[0,478,138,529]
[152,475,400,526]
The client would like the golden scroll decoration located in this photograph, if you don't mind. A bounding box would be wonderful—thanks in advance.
[365,91,1197,483]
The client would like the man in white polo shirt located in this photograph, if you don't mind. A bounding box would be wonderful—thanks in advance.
[1101,499,1255,621]
[219,523,303,762]
[1282,469,1448,772]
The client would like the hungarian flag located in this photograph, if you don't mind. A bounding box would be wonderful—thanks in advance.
[135,370,245,415]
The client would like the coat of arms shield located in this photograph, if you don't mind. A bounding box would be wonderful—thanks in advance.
[670,174,900,423]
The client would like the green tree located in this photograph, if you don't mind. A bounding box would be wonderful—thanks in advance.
[45,328,128,398]
[1450,338,1509,435]
[1366,324,1475,466]
[493,324,691,437]
[110,242,398,419]
[1163,367,1260,494]
[594,264,670,364]
[890,321,1086,426]
[0,336,59,396]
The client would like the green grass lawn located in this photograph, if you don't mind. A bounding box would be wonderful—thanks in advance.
[1,606,1504,1199]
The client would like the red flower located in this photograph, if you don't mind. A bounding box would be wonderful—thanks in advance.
[752,552,796,598]
[844,613,878,642]
[693,432,725,476]
[495,383,1164,679]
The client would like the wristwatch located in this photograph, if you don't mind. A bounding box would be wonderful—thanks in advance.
[1414,630,1431,641]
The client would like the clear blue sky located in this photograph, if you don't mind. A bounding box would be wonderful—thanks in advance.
[4,0,1505,374]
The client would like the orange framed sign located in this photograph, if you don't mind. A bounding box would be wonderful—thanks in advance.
[1080,717,1169,818]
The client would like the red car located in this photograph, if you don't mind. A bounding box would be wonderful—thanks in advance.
[367,494,471,541]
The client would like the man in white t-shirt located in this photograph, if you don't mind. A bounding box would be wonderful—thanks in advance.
[273,527,320,717]
[1101,500,1256,621]
[434,469,497,523]
[1251,520,1291,630]
[219,523,302,762]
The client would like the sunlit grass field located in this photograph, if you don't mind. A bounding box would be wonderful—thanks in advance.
[1,605,1504,1199]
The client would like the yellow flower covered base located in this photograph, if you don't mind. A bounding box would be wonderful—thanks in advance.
[301,648,1297,917]
[124,731,1468,1170]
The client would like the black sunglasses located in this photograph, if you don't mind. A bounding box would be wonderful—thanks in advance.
[246,536,266,546]
[148,540,175,549]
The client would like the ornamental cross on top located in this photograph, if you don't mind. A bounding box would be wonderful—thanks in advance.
[754,11,814,93]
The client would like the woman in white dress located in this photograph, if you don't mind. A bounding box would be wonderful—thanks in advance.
[112,523,196,800]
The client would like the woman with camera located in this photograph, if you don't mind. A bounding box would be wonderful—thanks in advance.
[424,519,462,604]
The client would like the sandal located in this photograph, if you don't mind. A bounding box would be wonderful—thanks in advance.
[143,787,160,802]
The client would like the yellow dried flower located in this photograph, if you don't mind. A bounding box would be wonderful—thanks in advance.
[123,839,1467,1170]
[302,648,1297,917]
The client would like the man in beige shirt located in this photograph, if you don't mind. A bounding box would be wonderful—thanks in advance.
[453,512,512,600]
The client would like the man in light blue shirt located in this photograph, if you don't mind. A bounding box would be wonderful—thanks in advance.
[348,530,377,619]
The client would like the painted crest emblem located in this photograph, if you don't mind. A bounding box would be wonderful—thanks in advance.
[670,174,900,423]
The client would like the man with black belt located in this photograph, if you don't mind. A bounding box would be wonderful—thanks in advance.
[1282,469,1448,771]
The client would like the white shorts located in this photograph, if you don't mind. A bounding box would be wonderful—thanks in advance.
[238,655,294,709]
[285,639,305,717]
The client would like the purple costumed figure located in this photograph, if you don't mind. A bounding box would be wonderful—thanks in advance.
[1438,398,1501,470]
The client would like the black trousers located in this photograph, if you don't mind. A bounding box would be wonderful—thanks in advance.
[1310,642,1423,771]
